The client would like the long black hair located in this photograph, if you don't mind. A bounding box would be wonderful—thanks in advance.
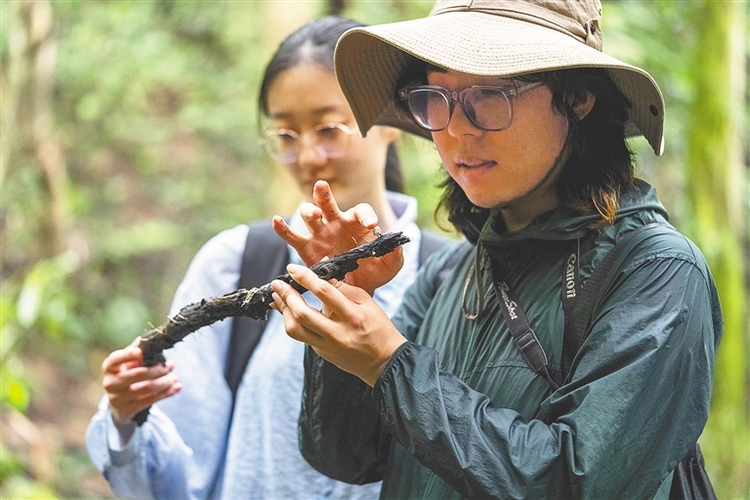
[258,16,404,193]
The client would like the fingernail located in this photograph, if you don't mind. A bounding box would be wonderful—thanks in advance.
[364,216,378,227]
[287,263,305,274]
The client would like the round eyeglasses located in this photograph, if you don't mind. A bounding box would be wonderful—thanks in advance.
[259,122,358,164]
[398,81,544,132]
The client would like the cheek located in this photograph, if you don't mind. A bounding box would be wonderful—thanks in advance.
[528,100,569,154]
[351,138,389,175]
[512,112,569,172]
[431,133,453,166]
[283,163,307,187]
[546,111,570,151]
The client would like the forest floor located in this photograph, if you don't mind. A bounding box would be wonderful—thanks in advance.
[4,351,115,499]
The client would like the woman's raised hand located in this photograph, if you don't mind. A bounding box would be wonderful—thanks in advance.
[102,337,181,427]
[273,180,403,295]
[271,264,407,387]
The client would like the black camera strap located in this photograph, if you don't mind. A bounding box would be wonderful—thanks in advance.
[488,245,580,391]
[486,223,716,499]
[487,223,667,391]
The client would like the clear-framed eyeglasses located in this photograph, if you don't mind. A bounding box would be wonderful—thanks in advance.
[398,81,544,132]
[259,122,358,164]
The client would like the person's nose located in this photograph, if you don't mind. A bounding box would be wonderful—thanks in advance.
[296,133,327,167]
[446,101,482,138]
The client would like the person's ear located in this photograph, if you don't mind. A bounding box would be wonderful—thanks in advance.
[572,93,596,120]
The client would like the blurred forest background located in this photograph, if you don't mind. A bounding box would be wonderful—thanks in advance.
[0,0,748,498]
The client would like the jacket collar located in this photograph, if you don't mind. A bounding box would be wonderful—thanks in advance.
[479,179,669,247]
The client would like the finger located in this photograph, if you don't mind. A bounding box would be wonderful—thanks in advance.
[271,277,325,328]
[272,215,307,248]
[351,203,380,231]
[112,376,181,416]
[129,373,181,400]
[286,264,357,321]
[299,203,323,223]
[299,203,326,233]
[271,279,326,345]
[102,346,143,374]
[312,180,343,219]
[104,362,174,395]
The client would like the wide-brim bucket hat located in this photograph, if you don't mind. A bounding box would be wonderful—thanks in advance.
[334,0,665,155]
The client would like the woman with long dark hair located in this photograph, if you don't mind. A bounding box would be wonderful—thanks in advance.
[87,16,444,499]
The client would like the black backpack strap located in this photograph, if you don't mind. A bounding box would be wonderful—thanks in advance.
[669,443,717,500]
[225,219,290,397]
[554,222,717,499]
[561,222,669,382]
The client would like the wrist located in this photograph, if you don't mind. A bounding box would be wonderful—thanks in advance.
[363,336,407,387]
[110,407,136,427]
[109,407,138,446]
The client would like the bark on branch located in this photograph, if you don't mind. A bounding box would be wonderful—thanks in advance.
[133,231,408,426]
[138,231,410,366]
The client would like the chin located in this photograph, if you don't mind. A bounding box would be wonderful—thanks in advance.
[465,192,503,210]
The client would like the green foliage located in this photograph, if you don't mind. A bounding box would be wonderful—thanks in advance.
[0,285,32,491]
[0,358,30,413]
[1,253,80,412]
[0,442,25,489]
[682,3,749,498]
[15,254,80,334]
[0,254,82,496]
[0,474,58,500]
[0,1,746,498]
[605,2,749,498]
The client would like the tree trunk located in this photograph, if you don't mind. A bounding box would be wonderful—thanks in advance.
[685,1,748,497]
[3,0,70,259]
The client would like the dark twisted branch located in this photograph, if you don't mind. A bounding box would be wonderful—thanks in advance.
[138,231,409,367]
[133,231,408,426]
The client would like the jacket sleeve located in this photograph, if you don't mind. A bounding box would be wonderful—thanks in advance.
[371,237,721,499]
[85,225,248,499]
[298,242,467,483]
[86,399,193,500]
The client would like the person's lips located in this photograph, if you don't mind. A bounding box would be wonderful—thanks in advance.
[454,157,497,169]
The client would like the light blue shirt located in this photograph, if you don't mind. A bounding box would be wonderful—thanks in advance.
[86,192,424,499]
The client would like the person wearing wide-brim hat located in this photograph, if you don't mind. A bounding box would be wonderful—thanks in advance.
[270,1,722,499]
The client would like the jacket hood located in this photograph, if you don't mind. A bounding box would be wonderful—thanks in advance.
[479,179,669,247]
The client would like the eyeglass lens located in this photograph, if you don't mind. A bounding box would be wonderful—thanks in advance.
[407,86,514,132]
[263,124,352,164]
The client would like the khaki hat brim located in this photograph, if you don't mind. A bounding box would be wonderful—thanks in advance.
[335,11,665,155]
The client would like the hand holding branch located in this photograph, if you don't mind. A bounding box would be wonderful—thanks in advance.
[271,264,407,387]
[130,229,409,424]
[273,180,403,295]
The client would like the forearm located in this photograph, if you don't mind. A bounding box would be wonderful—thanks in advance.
[373,342,567,499]
[372,320,715,500]
[299,346,392,484]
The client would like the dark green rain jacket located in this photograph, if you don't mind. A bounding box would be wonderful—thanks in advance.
[299,180,722,499]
